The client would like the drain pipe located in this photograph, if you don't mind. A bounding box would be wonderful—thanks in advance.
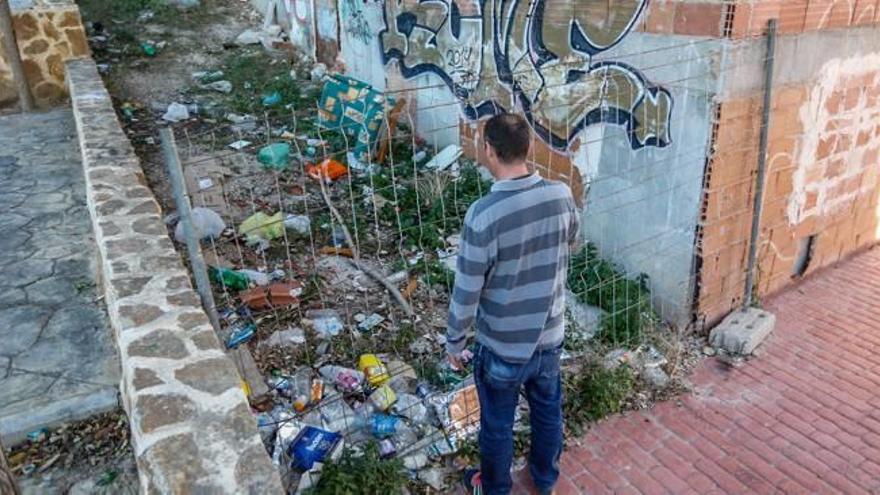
[743,19,778,309]
[0,0,34,112]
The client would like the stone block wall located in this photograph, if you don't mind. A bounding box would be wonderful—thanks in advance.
[696,9,880,324]
[66,58,282,494]
[0,0,89,110]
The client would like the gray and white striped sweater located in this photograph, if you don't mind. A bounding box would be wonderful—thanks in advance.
[445,172,579,363]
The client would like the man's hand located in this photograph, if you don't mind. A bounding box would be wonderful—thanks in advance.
[447,352,464,371]
[447,349,474,371]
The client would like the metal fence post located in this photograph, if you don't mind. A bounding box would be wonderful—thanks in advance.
[0,435,20,495]
[743,19,778,309]
[0,0,34,112]
[160,127,222,332]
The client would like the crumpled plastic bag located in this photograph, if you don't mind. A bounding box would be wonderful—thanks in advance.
[174,207,225,243]
[238,211,284,245]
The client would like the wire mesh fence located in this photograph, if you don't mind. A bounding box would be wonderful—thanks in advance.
[135,2,879,492]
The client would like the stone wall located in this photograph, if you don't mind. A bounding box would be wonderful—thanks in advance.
[66,58,282,494]
[0,0,89,110]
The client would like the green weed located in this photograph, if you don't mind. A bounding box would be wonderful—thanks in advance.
[563,362,635,436]
[307,442,407,495]
[567,243,657,348]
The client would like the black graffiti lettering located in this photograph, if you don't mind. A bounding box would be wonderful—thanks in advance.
[379,0,673,150]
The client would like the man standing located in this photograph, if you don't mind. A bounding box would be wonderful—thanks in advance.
[446,113,579,495]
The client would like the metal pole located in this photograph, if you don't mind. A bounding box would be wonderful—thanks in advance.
[0,0,33,112]
[0,436,20,495]
[160,127,222,332]
[743,19,778,309]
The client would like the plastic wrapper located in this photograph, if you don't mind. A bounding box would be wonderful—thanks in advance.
[319,365,364,393]
[306,309,344,338]
[392,393,428,424]
[288,426,343,471]
[239,211,285,246]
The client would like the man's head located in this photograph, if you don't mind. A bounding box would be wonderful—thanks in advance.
[480,113,531,178]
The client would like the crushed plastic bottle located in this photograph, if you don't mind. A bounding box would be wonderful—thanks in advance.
[209,266,250,291]
[306,309,344,338]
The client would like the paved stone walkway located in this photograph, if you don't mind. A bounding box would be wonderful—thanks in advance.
[515,248,880,494]
[0,109,119,443]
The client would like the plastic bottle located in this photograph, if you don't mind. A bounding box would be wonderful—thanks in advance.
[208,266,249,291]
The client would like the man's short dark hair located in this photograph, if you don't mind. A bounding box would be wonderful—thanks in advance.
[484,113,530,164]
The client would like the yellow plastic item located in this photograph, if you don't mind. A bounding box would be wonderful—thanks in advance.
[358,354,390,386]
[369,384,397,411]
[238,211,284,245]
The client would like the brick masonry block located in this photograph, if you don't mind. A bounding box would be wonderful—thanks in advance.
[710,307,776,355]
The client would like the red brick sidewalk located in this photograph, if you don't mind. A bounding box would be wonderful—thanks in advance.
[517,248,880,494]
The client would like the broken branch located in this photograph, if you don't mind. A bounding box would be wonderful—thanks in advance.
[318,179,415,318]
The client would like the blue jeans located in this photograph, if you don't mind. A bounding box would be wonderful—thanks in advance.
[473,344,563,495]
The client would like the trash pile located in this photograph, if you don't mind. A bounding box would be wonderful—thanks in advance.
[253,354,485,492]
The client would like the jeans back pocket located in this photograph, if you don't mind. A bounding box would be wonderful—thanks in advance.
[481,349,527,390]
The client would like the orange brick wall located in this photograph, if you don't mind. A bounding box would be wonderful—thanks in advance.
[698,69,880,325]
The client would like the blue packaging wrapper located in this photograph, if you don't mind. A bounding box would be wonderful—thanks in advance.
[288,426,342,471]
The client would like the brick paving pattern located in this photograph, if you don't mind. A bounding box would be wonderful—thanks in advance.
[516,248,880,494]
[0,109,119,443]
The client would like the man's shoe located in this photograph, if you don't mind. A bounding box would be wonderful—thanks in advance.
[462,468,482,495]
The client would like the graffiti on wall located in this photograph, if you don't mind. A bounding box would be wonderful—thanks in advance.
[380,0,673,150]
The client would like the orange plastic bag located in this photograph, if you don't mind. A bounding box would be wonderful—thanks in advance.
[307,159,348,182]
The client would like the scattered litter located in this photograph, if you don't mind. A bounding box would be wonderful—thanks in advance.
[204,80,233,93]
[289,426,342,471]
[319,365,364,393]
[424,144,462,171]
[370,384,397,411]
[262,91,282,107]
[174,207,225,243]
[357,313,384,332]
[141,42,157,57]
[162,103,189,122]
[235,28,263,46]
[211,267,250,291]
[238,269,270,286]
[239,211,284,245]
[307,158,348,182]
[257,143,291,171]
[226,322,256,349]
[310,63,327,81]
[241,281,303,310]
[358,354,390,386]
[306,309,345,338]
[183,155,233,215]
[703,346,717,356]
[27,428,48,443]
[603,348,634,370]
[228,139,252,150]
[283,214,311,235]
[192,70,224,83]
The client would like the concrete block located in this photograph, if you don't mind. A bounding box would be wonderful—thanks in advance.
[709,307,776,355]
